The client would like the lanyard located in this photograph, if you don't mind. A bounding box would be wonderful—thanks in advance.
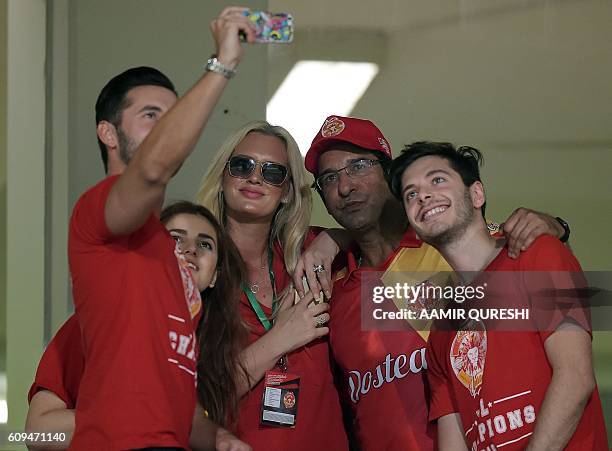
[242,244,277,332]
[242,243,289,372]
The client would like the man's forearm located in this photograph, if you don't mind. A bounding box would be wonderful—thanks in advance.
[131,70,231,185]
[25,409,74,450]
[438,413,469,451]
[104,9,252,236]
[526,370,594,450]
[104,68,234,236]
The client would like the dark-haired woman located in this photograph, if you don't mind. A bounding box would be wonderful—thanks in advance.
[26,201,250,451]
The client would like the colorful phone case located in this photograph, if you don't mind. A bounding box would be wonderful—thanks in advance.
[243,10,294,44]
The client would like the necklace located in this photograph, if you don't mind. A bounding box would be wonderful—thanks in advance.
[249,254,266,294]
[250,280,261,294]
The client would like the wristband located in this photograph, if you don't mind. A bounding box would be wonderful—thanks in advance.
[205,55,236,79]
[555,216,571,243]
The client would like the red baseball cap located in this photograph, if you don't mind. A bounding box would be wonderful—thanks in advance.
[304,115,392,174]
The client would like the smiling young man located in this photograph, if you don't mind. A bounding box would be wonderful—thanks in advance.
[296,116,571,450]
[387,141,608,450]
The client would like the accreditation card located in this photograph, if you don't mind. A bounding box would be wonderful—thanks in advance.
[260,370,300,427]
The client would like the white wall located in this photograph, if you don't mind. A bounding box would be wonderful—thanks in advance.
[354,0,612,270]
[0,0,8,376]
[268,0,612,430]
[68,0,268,206]
[269,0,612,270]
[46,0,268,324]
[2,0,269,431]
[5,0,46,431]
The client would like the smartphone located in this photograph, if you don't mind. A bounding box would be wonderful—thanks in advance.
[242,10,294,44]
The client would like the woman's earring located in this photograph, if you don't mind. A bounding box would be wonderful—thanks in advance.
[209,270,218,289]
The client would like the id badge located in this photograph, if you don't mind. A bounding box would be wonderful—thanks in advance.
[260,370,300,427]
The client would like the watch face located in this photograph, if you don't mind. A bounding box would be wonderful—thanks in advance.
[556,217,570,241]
[206,58,235,78]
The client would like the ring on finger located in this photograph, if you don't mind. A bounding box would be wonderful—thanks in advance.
[315,314,327,327]
[313,264,325,274]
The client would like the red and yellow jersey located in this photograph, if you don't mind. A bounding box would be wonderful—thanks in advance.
[329,228,450,451]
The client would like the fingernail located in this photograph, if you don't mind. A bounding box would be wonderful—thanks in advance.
[325,291,331,299]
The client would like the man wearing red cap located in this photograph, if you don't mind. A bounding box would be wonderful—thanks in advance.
[294,115,571,450]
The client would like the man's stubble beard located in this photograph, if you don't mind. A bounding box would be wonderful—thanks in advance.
[117,126,139,166]
[331,193,389,233]
[417,188,474,248]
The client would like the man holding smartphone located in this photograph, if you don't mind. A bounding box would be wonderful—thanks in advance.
[66,7,254,450]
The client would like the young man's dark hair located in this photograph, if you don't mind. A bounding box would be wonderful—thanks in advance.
[95,66,177,173]
[387,141,487,217]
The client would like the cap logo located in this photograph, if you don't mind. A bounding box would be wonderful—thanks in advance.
[321,117,345,138]
[378,138,390,152]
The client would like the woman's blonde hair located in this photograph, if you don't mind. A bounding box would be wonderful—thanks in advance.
[196,121,312,274]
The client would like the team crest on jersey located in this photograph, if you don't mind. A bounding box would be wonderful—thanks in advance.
[321,116,345,137]
[174,245,202,320]
[450,322,487,398]
[403,279,436,314]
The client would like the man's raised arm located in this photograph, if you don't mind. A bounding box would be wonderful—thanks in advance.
[105,7,255,235]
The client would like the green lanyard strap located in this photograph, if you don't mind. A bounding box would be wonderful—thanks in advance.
[242,244,277,332]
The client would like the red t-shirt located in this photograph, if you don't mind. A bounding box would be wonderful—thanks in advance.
[427,235,608,450]
[329,228,452,450]
[234,230,348,451]
[28,315,84,408]
[68,176,202,450]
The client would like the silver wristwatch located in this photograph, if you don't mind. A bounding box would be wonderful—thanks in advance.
[205,55,236,79]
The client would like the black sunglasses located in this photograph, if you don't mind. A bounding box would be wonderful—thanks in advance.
[226,155,289,186]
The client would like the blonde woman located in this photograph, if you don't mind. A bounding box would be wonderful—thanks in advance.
[196,121,348,450]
